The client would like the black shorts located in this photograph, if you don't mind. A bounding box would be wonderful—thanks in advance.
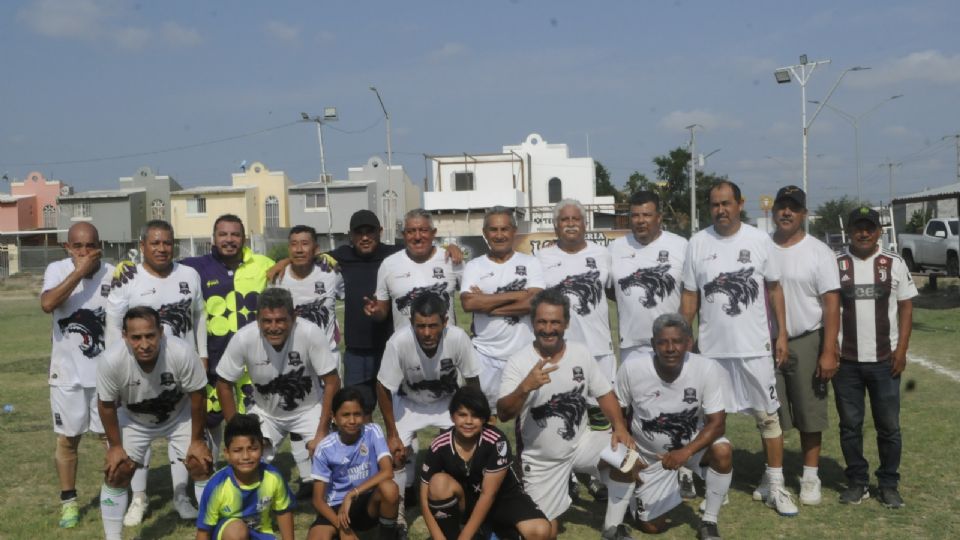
[465,489,546,540]
[310,491,378,532]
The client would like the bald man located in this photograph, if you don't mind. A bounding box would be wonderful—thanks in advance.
[40,222,115,529]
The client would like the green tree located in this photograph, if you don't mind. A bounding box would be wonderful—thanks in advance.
[810,196,863,240]
[905,208,933,234]
[623,171,655,198]
[645,147,736,236]
[595,161,623,203]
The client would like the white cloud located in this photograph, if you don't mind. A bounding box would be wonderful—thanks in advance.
[882,125,916,139]
[17,0,112,40]
[849,50,960,86]
[160,22,201,47]
[264,20,300,42]
[658,109,743,133]
[429,42,466,61]
[113,26,151,51]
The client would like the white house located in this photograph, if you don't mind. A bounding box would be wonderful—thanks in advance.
[424,133,616,236]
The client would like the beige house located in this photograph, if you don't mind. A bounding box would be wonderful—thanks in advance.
[170,185,257,239]
[231,161,291,231]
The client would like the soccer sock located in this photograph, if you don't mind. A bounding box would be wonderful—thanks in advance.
[703,467,732,524]
[378,517,399,540]
[60,489,78,502]
[100,485,128,540]
[193,479,208,508]
[766,465,785,488]
[802,466,819,482]
[130,460,148,494]
[600,468,634,530]
[169,460,189,497]
[427,496,461,539]
[289,436,311,479]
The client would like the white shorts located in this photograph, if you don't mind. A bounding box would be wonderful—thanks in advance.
[251,403,322,459]
[50,386,103,436]
[476,350,506,411]
[634,437,730,521]
[520,429,610,521]
[394,396,452,447]
[715,356,779,415]
[119,407,195,466]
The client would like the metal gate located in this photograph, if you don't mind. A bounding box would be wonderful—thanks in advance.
[0,245,9,279]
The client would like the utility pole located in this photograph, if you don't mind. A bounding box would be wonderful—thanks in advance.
[944,134,960,182]
[685,124,702,233]
[880,160,902,203]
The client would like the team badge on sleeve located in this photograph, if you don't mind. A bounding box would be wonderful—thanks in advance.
[496,440,507,457]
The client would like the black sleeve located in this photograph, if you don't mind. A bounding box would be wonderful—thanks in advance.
[482,427,512,474]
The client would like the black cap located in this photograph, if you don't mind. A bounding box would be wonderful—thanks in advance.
[349,209,381,231]
[847,206,881,229]
[774,185,806,209]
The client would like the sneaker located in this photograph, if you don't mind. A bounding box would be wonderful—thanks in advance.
[679,467,697,499]
[765,486,799,516]
[123,494,148,527]
[588,477,608,502]
[752,473,769,502]
[698,520,722,540]
[396,524,409,540]
[799,476,822,506]
[877,487,904,509]
[59,500,80,528]
[568,474,580,502]
[174,493,198,520]
[838,484,870,505]
[698,493,730,513]
[601,524,634,540]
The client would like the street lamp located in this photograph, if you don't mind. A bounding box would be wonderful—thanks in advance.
[300,109,339,250]
[808,94,903,203]
[774,55,869,229]
[685,124,702,233]
[369,86,396,241]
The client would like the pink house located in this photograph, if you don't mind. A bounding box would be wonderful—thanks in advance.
[0,194,37,231]
[11,171,67,229]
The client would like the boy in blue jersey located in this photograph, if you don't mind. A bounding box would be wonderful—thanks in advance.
[309,387,400,540]
[197,414,295,540]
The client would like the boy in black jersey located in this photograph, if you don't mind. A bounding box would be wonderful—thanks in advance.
[420,387,550,540]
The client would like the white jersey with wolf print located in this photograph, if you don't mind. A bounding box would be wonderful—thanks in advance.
[682,224,780,358]
[276,263,344,353]
[216,321,338,420]
[537,243,614,356]
[375,248,460,331]
[377,325,480,406]
[105,262,207,357]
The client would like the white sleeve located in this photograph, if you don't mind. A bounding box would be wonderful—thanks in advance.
[177,341,208,393]
[215,330,248,383]
[701,359,727,415]
[376,338,403,392]
[681,241,698,292]
[334,272,345,301]
[614,362,631,408]
[41,261,65,294]
[602,250,614,288]
[527,258,545,289]
[893,258,919,300]
[375,259,390,301]
[192,276,208,358]
[105,277,127,350]
[762,237,781,282]
[96,354,121,403]
[456,332,482,379]
[497,353,527,401]
[815,244,841,294]
[307,325,338,376]
[459,261,479,294]
[586,353,613,398]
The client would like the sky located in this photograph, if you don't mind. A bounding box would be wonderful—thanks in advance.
[2,0,959,217]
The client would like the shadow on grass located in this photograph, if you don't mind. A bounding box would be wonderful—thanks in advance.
[731,447,847,496]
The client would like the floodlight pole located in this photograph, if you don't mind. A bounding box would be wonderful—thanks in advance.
[685,124,702,233]
[301,112,336,250]
[370,86,395,242]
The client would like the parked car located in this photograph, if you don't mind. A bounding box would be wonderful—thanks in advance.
[899,218,959,275]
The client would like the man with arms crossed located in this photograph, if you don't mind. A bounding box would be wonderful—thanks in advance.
[97,306,212,540]
[460,206,544,410]
[768,186,841,506]
[41,222,114,528]
[679,181,797,516]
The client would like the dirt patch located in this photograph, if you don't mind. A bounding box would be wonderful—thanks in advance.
[912,275,960,309]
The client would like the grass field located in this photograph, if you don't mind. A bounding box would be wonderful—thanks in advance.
[1,273,959,539]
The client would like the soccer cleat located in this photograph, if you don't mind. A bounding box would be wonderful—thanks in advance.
[679,467,697,499]
[59,500,80,528]
[174,492,198,520]
[799,476,822,506]
[698,520,722,540]
[588,477,608,502]
[698,493,729,513]
[396,524,409,540]
[765,486,799,516]
[838,484,870,505]
[877,487,904,509]
[123,494,148,527]
[752,473,769,502]
[601,524,635,540]
[568,474,581,502]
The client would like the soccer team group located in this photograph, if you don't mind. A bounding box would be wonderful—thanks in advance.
[41,180,916,540]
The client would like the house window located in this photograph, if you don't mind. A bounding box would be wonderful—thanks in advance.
[548,177,562,203]
[454,172,474,191]
[265,196,280,228]
[186,197,207,215]
[42,205,57,228]
[73,202,91,218]
[305,192,327,209]
[151,199,165,220]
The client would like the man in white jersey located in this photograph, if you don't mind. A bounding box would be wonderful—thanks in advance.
[768,186,841,506]
[615,313,732,540]
[365,208,461,331]
[40,222,115,529]
[215,287,341,489]
[275,225,344,363]
[834,206,917,509]
[96,306,212,540]
[376,292,481,530]
[105,219,207,522]
[461,206,544,410]
[679,181,797,516]
[498,289,635,540]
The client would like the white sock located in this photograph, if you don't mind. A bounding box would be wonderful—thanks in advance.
[394,466,407,495]
[802,466,819,482]
[131,463,148,493]
[289,437,313,483]
[703,468,732,524]
[170,459,189,497]
[599,468,634,530]
[100,485,128,540]
[766,465,784,487]
[194,479,209,507]
[208,426,223,466]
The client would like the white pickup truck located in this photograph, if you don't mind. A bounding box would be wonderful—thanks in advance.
[899,218,959,275]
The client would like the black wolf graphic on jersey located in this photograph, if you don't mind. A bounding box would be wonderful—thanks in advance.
[254,366,313,411]
[110,261,138,289]
[401,369,460,400]
[640,407,700,452]
[295,299,331,329]
[125,388,184,424]
[495,278,528,325]
[529,384,587,440]
[549,270,602,316]
[617,264,677,308]
[703,267,759,316]
[395,282,450,316]
[57,307,106,358]
[158,298,193,337]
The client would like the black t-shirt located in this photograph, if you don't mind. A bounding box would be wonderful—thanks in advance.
[329,243,401,352]
[421,425,522,498]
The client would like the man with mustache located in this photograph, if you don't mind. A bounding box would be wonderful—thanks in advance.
[679,181,797,516]
[768,186,841,506]
[40,222,115,529]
